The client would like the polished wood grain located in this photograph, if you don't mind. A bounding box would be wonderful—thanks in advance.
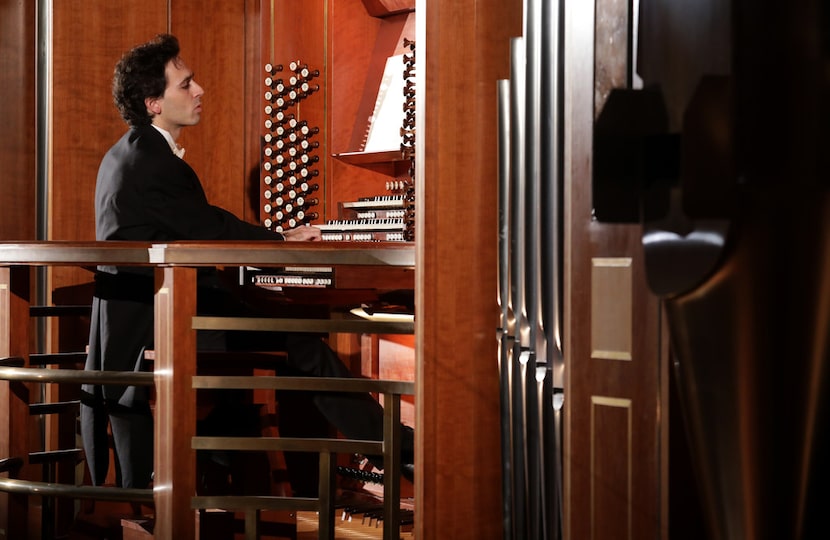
[51,1,168,244]
[243,0,264,225]
[264,0,330,224]
[49,1,169,351]
[173,0,249,220]
[416,0,522,537]
[328,2,414,217]
[0,0,36,242]
[361,0,415,18]
[564,2,666,539]
[153,266,199,540]
[0,267,33,540]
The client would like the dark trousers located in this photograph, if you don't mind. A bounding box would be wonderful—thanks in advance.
[80,281,410,490]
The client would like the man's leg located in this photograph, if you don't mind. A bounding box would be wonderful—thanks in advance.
[284,333,415,471]
[108,403,155,489]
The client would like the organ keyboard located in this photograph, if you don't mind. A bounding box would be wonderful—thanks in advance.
[318,218,406,242]
[340,195,405,210]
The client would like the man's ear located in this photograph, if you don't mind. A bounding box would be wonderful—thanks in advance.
[145,96,162,117]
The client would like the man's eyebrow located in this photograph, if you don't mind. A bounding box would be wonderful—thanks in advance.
[179,72,195,86]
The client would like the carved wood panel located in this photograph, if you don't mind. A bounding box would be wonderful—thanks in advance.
[564,1,667,538]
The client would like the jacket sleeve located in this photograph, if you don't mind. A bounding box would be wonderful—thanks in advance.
[138,154,285,242]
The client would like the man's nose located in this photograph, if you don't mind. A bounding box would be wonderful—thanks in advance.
[193,81,205,97]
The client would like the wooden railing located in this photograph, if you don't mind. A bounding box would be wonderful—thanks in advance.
[0,241,415,540]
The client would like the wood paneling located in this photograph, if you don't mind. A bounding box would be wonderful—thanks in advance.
[591,397,633,540]
[565,1,666,539]
[417,0,522,537]
[49,0,262,239]
[49,1,264,296]
[0,0,36,241]
[242,0,263,224]
[362,0,415,17]
[49,2,169,297]
[51,1,169,243]
[172,0,251,219]
[329,5,415,212]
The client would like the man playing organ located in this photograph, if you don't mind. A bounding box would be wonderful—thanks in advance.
[80,33,415,493]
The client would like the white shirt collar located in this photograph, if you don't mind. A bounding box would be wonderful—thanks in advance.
[151,124,185,159]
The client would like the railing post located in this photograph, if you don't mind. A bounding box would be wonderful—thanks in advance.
[154,265,198,539]
[0,266,31,540]
[317,452,335,540]
[383,393,402,540]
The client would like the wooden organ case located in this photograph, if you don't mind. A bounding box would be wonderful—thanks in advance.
[259,1,416,241]
[256,0,418,498]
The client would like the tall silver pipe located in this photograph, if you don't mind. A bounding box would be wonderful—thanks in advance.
[508,35,528,540]
[541,0,565,537]
[496,78,516,540]
[523,0,546,536]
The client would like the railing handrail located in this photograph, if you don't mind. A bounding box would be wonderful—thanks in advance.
[0,366,414,395]
[0,366,154,385]
[148,240,415,267]
[0,477,154,503]
[0,241,153,266]
[192,374,414,394]
[0,240,415,269]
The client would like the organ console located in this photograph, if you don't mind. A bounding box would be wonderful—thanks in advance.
[260,39,416,245]
[254,8,420,537]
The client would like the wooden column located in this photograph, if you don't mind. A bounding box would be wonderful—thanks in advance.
[417,0,522,536]
[0,266,32,540]
[153,266,198,539]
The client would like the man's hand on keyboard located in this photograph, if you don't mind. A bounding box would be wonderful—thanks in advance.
[282,225,322,241]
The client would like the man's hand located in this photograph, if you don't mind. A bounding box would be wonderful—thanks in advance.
[282,225,322,241]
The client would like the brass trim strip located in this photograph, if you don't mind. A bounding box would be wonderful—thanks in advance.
[191,315,414,334]
[0,478,153,503]
[192,436,381,456]
[590,349,633,361]
[0,367,153,386]
[192,374,414,394]
[192,495,319,512]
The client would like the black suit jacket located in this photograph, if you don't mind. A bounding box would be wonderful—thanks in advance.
[82,125,284,487]
[96,124,281,258]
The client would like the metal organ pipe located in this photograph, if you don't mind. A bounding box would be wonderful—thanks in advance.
[507,35,529,540]
[541,0,565,536]
[497,78,515,540]
[498,0,565,537]
[523,0,546,536]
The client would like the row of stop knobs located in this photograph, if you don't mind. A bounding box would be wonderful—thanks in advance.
[262,61,321,232]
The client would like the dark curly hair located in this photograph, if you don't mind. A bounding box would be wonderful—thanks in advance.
[112,34,180,127]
